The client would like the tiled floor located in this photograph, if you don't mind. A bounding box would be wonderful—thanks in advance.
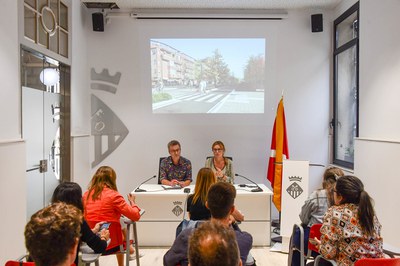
[98,246,288,266]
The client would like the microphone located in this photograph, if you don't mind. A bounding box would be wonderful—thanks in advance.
[135,175,157,192]
[235,174,263,192]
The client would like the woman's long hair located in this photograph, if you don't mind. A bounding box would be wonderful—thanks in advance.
[86,166,118,202]
[192,167,217,205]
[51,182,84,211]
[335,175,375,235]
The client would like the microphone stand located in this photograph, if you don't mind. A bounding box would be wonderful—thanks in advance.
[235,174,263,192]
[135,175,157,192]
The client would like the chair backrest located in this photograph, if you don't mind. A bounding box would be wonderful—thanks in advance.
[205,156,233,161]
[5,255,35,266]
[158,157,167,184]
[308,223,322,252]
[5,261,35,266]
[354,258,400,266]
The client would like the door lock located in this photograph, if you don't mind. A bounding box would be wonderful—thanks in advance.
[39,159,48,173]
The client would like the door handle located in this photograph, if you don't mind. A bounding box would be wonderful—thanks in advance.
[26,160,48,173]
[39,159,48,173]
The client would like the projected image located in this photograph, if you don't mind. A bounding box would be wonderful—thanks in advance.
[151,38,265,114]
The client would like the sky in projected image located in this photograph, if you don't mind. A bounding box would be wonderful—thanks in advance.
[151,38,265,114]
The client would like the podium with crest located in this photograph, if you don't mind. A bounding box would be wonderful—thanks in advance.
[279,160,310,252]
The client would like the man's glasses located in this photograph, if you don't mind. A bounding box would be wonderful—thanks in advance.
[170,148,181,153]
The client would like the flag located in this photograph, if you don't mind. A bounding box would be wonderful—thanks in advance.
[267,98,289,212]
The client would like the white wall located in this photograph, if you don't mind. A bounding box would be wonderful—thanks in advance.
[70,2,92,186]
[0,1,26,263]
[82,10,332,216]
[354,0,400,247]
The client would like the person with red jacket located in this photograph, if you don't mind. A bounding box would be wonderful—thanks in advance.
[83,166,141,266]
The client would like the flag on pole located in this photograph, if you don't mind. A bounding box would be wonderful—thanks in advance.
[267,97,289,212]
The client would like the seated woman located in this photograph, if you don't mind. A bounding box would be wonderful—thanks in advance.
[314,175,384,266]
[290,167,344,266]
[205,141,234,183]
[187,167,244,224]
[187,167,217,221]
[83,166,142,266]
[51,182,110,266]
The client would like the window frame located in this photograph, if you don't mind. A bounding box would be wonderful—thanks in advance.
[332,2,360,169]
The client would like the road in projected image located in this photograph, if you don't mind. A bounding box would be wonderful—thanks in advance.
[150,38,265,114]
[152,86,263,113]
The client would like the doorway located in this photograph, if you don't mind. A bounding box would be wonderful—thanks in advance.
[21,48,70,218]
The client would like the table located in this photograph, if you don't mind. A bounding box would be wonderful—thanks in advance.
[131,184,272,246]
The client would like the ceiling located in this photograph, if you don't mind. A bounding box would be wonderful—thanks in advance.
[81,0,342,10]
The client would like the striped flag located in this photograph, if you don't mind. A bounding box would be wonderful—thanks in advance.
[267,98,289,212]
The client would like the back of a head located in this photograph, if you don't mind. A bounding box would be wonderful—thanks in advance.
[89,166,118,200]
[51,182,83,211]
[322,166,344,189]
[25,202,82,266]
[207,182,236,219]
[193,167,217,204]
[335,175,375,235]
[189,222,240,266]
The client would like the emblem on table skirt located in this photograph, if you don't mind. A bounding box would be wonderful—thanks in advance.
[286,181,303,199]
[172,201,183,217]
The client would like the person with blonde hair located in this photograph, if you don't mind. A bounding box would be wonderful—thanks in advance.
[290,166,344,266]
[187,167,217,221]
[83,166,142,266]
[205,140,234,183]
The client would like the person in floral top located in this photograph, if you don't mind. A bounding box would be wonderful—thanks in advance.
[314,175,384,266]
[160,140,192,187]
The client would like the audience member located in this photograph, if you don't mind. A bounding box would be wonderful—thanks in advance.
[188,222,242,266]
[160,140,192,187]
[205,140,234,183]
[83,166,142,266]
[25,202,82,266]
[187,167,217,221]
[290,167,344,266]
[51,182,110,265]
[164,182,253,266]
[314,175,384,266]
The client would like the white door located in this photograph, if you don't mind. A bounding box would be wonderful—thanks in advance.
[23,86,61,218]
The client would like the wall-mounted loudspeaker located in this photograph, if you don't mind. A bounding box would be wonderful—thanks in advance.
[92,12,104,32]
[311,14,323,32]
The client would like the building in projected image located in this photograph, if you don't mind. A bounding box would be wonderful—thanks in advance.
[151,40,197,89]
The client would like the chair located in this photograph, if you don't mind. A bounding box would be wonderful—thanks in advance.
[288,223,322,266]
[158,157,167,184]
[86,214,143,266]
[354,258,400,266]
[383,243,400,258]
[80,243,101,266]
[123,214,143,266]
[205,156,233,161]
[5,255,35,266]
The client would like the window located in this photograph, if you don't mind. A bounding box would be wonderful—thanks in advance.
[24,0,69,58]
[332,2,359,169]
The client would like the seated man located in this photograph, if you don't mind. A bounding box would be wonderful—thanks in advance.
[163,182,253,266]
[160,140,192,187]
[188,222,242,266]
[24,202,82,266]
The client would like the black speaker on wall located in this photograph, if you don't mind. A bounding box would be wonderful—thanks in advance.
[311,14,323,32]
[92,12,104,32]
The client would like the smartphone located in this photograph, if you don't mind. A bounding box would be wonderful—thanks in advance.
[100,222,111,230]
